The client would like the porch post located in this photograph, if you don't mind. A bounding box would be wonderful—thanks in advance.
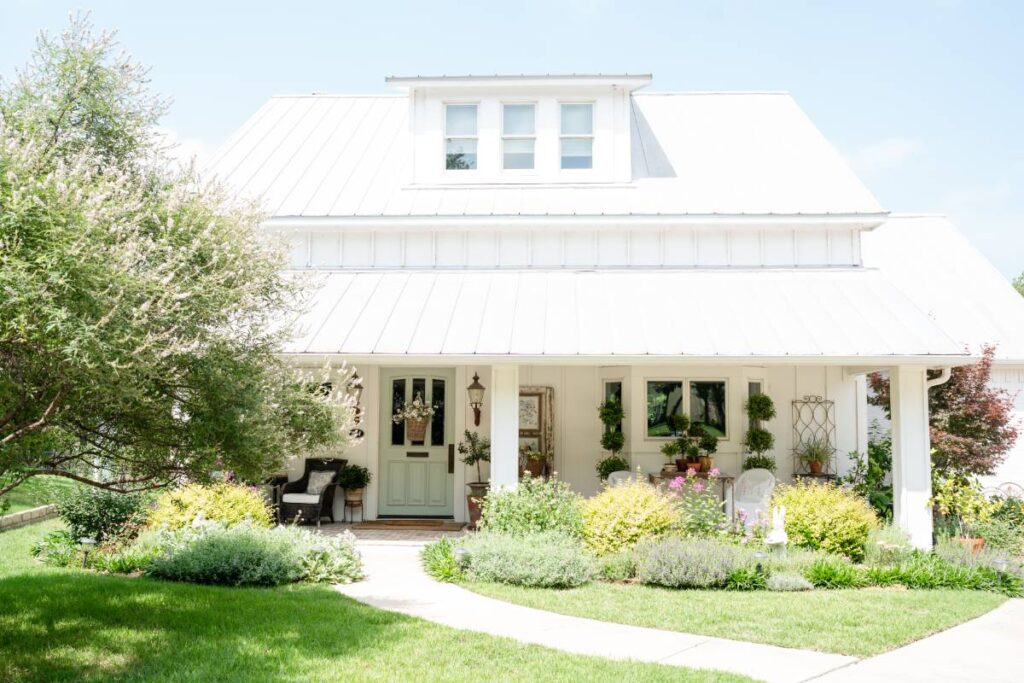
[489,364,520,490]
[890,366,933,549]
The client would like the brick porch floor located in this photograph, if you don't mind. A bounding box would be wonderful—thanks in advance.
[316,522,469,545]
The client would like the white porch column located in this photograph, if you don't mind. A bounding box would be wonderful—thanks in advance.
[890,366,933,549]
[489,364,520,490]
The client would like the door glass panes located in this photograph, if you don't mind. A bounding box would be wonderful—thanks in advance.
[690,381,727,438]
[391,379,406,445]
[604,381,623,433]
[748,381,763,430]
[431,379,446,446]
[646,381,683,437]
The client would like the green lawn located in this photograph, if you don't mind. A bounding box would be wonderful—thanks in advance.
[0,522,750,683]
[467,580,1005,657]
[0,476,78,515]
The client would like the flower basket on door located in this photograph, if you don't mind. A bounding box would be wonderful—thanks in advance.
[392,393,436,443]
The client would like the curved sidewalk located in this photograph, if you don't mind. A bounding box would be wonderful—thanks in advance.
[335,542,855,683]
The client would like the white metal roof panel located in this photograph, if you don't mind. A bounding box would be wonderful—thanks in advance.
[283,269,963,359]
[864,215,1024,362]
[209,92,882,218]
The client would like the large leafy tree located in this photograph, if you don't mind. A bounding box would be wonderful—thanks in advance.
[0,17,357,496]
[867,345,1018,478]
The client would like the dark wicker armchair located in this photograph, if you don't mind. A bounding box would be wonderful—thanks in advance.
[278,458,347,526]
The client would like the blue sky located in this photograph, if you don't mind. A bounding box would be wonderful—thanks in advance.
[2,1,1022,277]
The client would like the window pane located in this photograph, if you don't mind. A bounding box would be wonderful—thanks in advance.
[503,104,535,135]
[431,379,446,446]
[410,378,426,444]
[604,381,623,434]
[560,138,593,169]
[445,104,477,136]
[446,138,477,170]
[391,379,406,445]
[561,103,593,135]
[690,381,727,438]
[646,381,683,437]
[503,138,534,170]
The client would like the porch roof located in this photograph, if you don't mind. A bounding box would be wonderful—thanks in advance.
[282,269,966,362]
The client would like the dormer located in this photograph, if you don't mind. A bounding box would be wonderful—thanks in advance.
[387,73,652,186]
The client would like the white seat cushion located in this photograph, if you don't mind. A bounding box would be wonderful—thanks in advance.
[282,493,321,504]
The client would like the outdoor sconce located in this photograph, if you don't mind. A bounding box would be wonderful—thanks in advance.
[467,372,485,426]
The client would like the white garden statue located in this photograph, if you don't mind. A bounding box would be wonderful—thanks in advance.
[765,505,788,551]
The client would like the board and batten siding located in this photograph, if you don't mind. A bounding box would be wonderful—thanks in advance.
[283,225,862,270]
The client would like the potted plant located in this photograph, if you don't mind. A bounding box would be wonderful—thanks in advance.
[743,393,777,472]
[660,441,680,473]
[392,393,435,442]
[521,446,548,478]
[685,423,704,471]
[798,438,832,475]
[596,398,627,479]
[665,413,691,471]
[698,432,719,473]
[457,430,490,529]
[338,464,372,506]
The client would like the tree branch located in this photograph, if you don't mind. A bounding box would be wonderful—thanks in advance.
[0,385,66,447]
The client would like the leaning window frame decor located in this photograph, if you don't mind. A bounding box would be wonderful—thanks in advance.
[444,102,478,170]
[501,102,536,171]
[559,101,594,170]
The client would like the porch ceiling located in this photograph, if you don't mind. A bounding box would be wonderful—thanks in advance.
[282,269,966,362]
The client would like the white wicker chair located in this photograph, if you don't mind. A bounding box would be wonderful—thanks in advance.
[734,468,776,528]
[606,470,638,487]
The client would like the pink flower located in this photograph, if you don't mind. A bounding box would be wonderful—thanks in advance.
[692,482,705,493]
[709,467,721,477]
[668,476,684,491]
[686,467,697,477]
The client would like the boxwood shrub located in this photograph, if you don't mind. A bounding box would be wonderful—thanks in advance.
[771,480,878,562]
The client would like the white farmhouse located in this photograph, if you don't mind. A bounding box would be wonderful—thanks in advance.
[209,74,1024,547]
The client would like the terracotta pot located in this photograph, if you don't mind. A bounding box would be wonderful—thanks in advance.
[525,459,545,477]
[406,417,428,442]
[675,458,688,472]
[698,456,713,473]
[344,488,364,504]
[808,460,824,475]
[466,482,489,530]
[687,460,701,473]
[959,537,986,555]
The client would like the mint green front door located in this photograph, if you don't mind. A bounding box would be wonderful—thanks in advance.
[379,368,455,517]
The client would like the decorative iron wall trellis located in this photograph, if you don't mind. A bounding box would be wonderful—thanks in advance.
[791,395,836,477]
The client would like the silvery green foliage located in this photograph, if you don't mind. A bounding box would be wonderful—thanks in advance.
[0,15,360,498]
[462,531,594,588]
[636,537,741,589]
[766,572,813,592]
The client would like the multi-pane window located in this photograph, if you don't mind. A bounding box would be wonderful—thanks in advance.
[646,380,683,438]
[690,381,727,438]
[502,103,535,170]
[560,103,593,169]
[445,104,477,170]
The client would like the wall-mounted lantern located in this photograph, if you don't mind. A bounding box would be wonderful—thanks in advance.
[467,372,485,426]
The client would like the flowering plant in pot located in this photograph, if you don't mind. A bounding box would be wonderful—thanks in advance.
[392,393,435,442]
[338,464,372,504]
[457,430,490,528]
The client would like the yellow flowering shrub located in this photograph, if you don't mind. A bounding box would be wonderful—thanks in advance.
[771,480,878,562]
[148,482,273,530]
[582,479,681,556]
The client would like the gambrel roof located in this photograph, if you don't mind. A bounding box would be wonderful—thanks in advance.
[208,92,883,219]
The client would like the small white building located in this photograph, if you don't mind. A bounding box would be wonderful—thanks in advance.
[210,73,1024,548]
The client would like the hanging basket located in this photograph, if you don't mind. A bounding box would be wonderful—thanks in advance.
[406,417,428,442]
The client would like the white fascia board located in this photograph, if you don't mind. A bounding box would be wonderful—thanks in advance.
[265,212,890,232]
[280,352,973,367]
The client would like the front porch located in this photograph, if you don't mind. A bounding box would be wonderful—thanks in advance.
[294,359,944,548]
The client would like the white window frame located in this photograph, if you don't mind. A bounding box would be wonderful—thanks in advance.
[444,102,479,172]
[559,101,594,171]
[643,376,731,442]
[500,101,536,172]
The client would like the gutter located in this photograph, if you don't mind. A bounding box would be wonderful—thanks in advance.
[926,367,953,389]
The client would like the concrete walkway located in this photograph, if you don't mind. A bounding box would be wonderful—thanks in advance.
[336,542,855,683]
[812,598,1024,683]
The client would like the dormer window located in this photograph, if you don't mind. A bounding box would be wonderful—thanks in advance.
[560,103,593,169]
[445,104,477,170]
[502,103,535,170]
